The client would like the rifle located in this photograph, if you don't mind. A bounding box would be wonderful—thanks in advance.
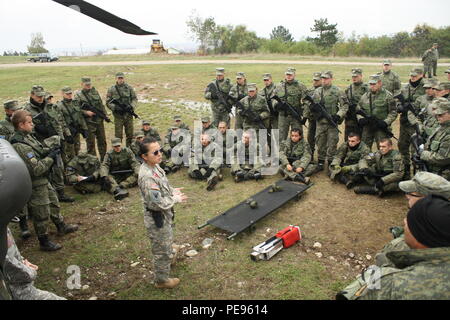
[207,82,232,113]
[43,136,64,170]
[303,95,340,133]
[351,170,390,179]
[109,98,140,119]
[81,103,112,123]
[395,93,418,117]
[263,88,278,118]
[272,95,308,128]
[110,169,134,175]
[410,124,428,172]
[356,109,398,140]
[228,95,271,137]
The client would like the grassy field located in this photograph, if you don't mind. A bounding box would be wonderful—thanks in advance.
[1,61,447,300]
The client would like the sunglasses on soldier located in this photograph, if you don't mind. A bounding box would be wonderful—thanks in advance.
[151,148,163,156]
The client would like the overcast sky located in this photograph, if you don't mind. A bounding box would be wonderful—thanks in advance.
[0,0,448,54]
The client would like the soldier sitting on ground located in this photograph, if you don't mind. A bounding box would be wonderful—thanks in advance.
[65,152,103,195]
[162,124,190,174]
[329,132,370,189]
[100,138,140,200]
[231,131,264,183]
[279,128,315,184]
[130,131,145,163]
[352,138,404,196]
[140,119,161,141]
[188,133,222,191]
[172,115,190,131]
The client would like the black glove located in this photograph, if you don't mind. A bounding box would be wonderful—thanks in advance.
[358,118,369,127]
[82,130,89,139]
[254,115,263,123]
[84,175,96,183]
[192,169,203,180]
[151,211,164,229]
[47,147,60,160]
[204,168,214,179]
[65,135,75,144]
[412,154,423,164]
[210,92,218,100]
[375,179,385,190]
[359,168,370,176]
[331,115,341,124]
[377,120,388,129]
[300,117,307,125]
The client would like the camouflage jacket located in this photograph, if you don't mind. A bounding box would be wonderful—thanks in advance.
[410,94,435,128]
[279,138,312,170]
[74,87,108,125]
[23,99,66,142]
[304,85,322,120]
[211,131,238,163]
[259,83,277,117]
[356,88,398,126]
[379,70,401,95]
[238,95,270,130]
[399,79,426,126]
[130,141,141,156]
[163,130,191,155]
[106,82,138,118]
[375,236,410,268]
[189,142,223,171]
[141,128,161,141]
[4,229,36,286]
[229,82,248,101]
[138,163,175,220]
[422,49,435,64]
[274,79,307,114]
[56,99,88,134]
[312,85,349,124]
[421,120,450,176]
[345,82,369,120]
[100,147,140,177]
[359,149,404,185]
[331,141,371,170]
[338,247,450,300]
[66,153,101,184]
[231,141,263,172]
[204,78,232,113]
[10,130,53,187]
[0,116,15,141]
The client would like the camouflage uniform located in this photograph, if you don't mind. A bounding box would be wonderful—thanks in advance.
[204,69,232,126]
[259,74,278,130]
[138,162,177,284]
[356,76,398,150]
[304,73,322,155]
[65,153,103,194]
[422,48,435,78]
[231,141,264,181]
[74,78,108,161]
[229,74,248,130]
[412,81,439,140]
[0,100,20,141]
[311,72,349,164]
[238,87,270,132]
[431,46,439,77]
[162,127,190,172]
[274,69,307,142]
[172,115,190,132]
[379,61,401,94]
[106,74,138,147]
[279,137,315,179]
[4,229,65,300]
[188,141,222,190]
[420,99,450,180]
[345,69,368,138]
[141,125,161,141]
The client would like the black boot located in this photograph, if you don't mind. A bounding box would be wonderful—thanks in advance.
[113,187,129,200]
[56,222,79,236]
[354,186,379,195]
[315,161,325,173]
[19,217,31,240]
[206,176,218,191]
[38,235,62,251]
[57,189,75,203]
[403,165,411,180]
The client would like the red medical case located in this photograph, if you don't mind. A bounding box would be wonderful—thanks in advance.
[275,225,301,248]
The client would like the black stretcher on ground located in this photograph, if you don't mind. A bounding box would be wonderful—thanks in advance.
[198,179,312,239]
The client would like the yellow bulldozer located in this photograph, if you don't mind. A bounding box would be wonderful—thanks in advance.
[150,39,168,54]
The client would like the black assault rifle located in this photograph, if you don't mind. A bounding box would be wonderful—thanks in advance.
[303,95,340,133]
[81,103,112,123]
[355,109,398,140]
[272,95,308,128]
[109,98,140,119]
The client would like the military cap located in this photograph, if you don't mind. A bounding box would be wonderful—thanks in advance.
[438,82,450,91]
[382,59,392,65]
[410,67,424,76]
[45,92,54,99]
[247,83,257,91]
[320,71,333,79]
[263,73,272,80]
[423,79,438,89]
[201,116,211,123]
[399,172,450,199]
[433,43,438,46]
[31,85,46,97]
[216,68,225,76]
[369,74,381,84]
[116,72,125,78]
[173,115,182,121]
[431,81,441,90]
[313,72,322,81]
[236,72,246,79]
[3,100,19,110]
[111,138,122,147]
[285,68,296,75]
[431,98,450,115]
[61,86,73,94]
[171,123,181,130]
[142,120,151,125]
[445,68,450,74]
[134,131,145,138]
[81,77,91,84]
[351,68,363,76]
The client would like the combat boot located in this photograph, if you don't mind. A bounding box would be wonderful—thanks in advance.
[294,174,310,185]
[206,176,218,191]
[38,235,62,252]
[113,187,129,200]
[155,278,180,289]
[234,171,245,183]
[354,186,378,195]
[57,189,75,203]
[314,161,325,173]
[403,165,412,180]
[19,217,31,240]
[56,222,79,236]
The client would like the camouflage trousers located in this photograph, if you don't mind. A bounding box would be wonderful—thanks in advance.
[316,122,339,163]
[212,108,230,127]
[144,210,174,284]
[278,113,303,144]
[398,122,415,168]
[114,113,134,147]
[10,284,66,300]
[234,113,244,130]
[270,114,279,130]
[365,176,401,193]
[28,183,64,237]
[86,121,107,161]
[361,126,389,151]
[307,118,316,154]
[423,63,433,78]
[62,133,81,164]
[280,163,316,179]
[104,173,137,193]
[73,181,103,194]
[188,167,220,185]
[49,164,65,192]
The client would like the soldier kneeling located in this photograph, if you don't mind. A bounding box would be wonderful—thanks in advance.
[231,131,264,183]
[65,152,103,194]
[100,138,140,200]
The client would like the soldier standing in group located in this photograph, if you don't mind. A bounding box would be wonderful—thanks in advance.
[65,152,103,195]
[238,83,270,133]
[304,72,322,158]
[356,74,398,150]
[412,79,439,139]
[422,44,437,79]
[56,86,89,163]
[260,73,278,130]
[140,119,161,141]
[274,68,308,142]
[229,72,248,130]
[10,110,78,251]
[431,43,439,77]
[345,68,368,139]
[379,60,401,95]
[204,68,232,127]
[74,77,108,161]
[397,68,426,179]
[329,132,370,189]
[138,137,187,289]
[0,100,20,141]
[100,138,140,200]
[310,71,349,172]
[106,72,138,147]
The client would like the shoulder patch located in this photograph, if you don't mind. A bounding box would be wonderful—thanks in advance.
[150,190,162,203]
[26,152,35,159]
